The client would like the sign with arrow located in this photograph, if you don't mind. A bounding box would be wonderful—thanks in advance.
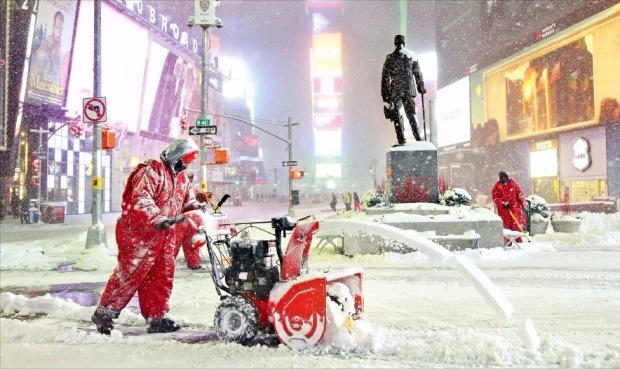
[189,125,217,135]
[282,161,298,167]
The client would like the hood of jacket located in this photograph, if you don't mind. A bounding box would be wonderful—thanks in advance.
[160,138,199,174]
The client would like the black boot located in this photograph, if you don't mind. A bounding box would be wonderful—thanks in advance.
[147,316,181,333]
[91,305,118,335]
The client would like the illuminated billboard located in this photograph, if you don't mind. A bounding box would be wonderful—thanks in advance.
[25,0,78,107]
[314,129,341,157]
[435,77,470,148]
[530,139,559,178]
[315,163,342,178]
[470,7,620,147]
[312,33,342,75]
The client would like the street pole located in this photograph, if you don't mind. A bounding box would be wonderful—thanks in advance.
[200,25,209,192]
[29,127,48,209]
[287,117,299,217]
[86,0,106,249]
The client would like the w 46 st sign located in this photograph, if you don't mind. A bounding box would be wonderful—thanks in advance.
[189,126,217,135]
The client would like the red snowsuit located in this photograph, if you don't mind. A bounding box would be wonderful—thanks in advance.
[99,157,199,320]
[491,178,526,231]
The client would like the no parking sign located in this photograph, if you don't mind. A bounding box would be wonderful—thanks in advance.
[83,97,107,123]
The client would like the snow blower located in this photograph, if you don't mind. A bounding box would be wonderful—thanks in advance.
[182,197,364,349]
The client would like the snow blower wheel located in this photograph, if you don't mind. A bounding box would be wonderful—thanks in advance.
[214,296,259,344]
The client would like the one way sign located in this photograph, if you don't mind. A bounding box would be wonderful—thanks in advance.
[189,125,217,135]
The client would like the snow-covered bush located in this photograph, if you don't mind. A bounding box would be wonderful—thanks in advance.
[439,188,471,207]
[361,190,390,208]
[527,194,550,221]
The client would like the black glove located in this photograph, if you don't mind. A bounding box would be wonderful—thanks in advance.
[502,201,510,209]
[155,215,186,230]
[419,87,427,95]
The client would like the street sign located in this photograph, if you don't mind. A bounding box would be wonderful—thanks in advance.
[189,125,217,135]
[201,135,213,147]
[83,97,107,123]
[282,161,298,167]
[196,118,210,127]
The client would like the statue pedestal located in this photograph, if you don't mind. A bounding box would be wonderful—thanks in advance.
[387,141,439,204]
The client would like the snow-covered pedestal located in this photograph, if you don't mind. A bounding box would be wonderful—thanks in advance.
[387,141,439,204]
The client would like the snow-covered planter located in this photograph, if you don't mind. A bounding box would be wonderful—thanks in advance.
[362,190,391,209]
[551,214,582,233]
[439,188,471,207]
[527,195,550,219]
[526,195,550,235]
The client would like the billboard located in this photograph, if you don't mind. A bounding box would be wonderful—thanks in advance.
[315,162,341,179]
[25,0,78,107]
[471,7,620,147]
[435,77,470,148]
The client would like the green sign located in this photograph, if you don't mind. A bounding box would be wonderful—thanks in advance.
[196,118,210,127]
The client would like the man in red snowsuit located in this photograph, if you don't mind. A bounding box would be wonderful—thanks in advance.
[491,171,526,233]
[92,138,205,334]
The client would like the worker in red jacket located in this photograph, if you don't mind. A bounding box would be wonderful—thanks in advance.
[174,169,214,270]
[92,138,204,334]
[491,171,526,233]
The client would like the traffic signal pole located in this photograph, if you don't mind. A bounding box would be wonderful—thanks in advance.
[86,0,107,249]
[200,25,209,192]
[287,117,296,217]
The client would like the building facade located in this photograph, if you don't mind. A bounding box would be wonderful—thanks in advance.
[434,0,620,206]
[2,0,264,216]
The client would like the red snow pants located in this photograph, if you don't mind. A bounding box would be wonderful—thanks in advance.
[98,217,178,320]
[173,221,201,268]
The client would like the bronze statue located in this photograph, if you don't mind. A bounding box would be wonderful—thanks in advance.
[381,35,427,145]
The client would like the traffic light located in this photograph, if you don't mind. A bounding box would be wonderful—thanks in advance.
[290,168,305,179]
[31,158,40,175]
[30,158,40,186]
[180,114,189,131]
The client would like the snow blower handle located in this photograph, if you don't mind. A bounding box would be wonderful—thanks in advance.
[213,194,230,212]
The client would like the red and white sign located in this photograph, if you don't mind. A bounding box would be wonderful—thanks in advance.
[313,114,342,129]
[83,97,107,123]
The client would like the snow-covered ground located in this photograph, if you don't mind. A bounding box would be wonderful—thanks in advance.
[1,205,619,368]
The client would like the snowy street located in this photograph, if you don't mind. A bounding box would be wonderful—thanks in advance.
[1,205,620,368]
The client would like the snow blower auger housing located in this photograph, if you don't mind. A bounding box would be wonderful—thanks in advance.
[185,203,364,349]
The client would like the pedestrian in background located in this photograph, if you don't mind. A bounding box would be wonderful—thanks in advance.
[10,189,19,219]
[330,192,337,211]
[20,197,29,224]
[344,191,352,211]
[353,192,361,212]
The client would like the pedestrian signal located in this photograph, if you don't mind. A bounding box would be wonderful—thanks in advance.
[214,148,229,164]
[290,169,305,179]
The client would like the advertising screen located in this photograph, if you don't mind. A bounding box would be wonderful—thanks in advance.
[435,77,470,147]
[25,0,78,107]
[314,129,341,157]
[315,162,341,178]
[471,8,620,146]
